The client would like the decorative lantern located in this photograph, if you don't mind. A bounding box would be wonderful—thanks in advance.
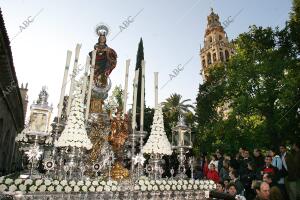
[171,116,192,150]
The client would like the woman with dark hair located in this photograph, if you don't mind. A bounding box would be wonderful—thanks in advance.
[219,159,230,182]
[209,154,219,172]
[240,162,260,200]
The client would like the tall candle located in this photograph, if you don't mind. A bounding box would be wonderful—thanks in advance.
[123,59,130,119]
[57,50,72,120]
[140,60,145,131]
[81,56,90,102]
[154,72,158,107]
[85,50,96,120]
[67,44,81,116]
[132,69,139,132]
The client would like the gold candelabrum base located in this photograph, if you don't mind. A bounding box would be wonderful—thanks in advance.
[111,161,129,181]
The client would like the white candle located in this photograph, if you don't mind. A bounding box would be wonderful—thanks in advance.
[67,44,81,116]
[57,50,72,121]
[132,69,140,132]
[154,72,159,107]
[81,56,90,102]
[85,50,96,120]
[123,59,130,119]
[140,60,145,131]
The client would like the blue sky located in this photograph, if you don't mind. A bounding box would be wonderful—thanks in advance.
[0,0,292,119]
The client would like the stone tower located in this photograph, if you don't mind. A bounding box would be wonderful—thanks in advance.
[19,83,29,118]
[200,8,234,82]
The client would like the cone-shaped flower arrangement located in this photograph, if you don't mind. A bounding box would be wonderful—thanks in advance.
[141,104,172,155]
[55,82,92,150]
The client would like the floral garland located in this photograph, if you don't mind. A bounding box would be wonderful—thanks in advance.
[0,176,216,194]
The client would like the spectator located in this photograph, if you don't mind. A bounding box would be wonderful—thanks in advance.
[239,149,253,176]
[229,170,245,195]
[261,155,278,178]
[219,159,230,182]
[226,182,246,200]
[263,173,283,200]
[253,181,270,200]
[240,162,259,200]
[216,150,224,172]
[216,182,225,193]
[253,148,265,170]
[223,179,230,192]
[207,163,220,183]
[203,155,209,178]
[209,154,219,172]
[286,142,300,200]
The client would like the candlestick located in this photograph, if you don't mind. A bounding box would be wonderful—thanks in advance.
[66,44,81,116]
[57,50,72,120]
[85,50,96,120]
[132,69,140,132]
[123,59,130,119]
[154,72,159,107]
[140,60,145,131]
[81,56,90,102]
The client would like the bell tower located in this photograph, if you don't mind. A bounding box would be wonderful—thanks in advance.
[200,8,234,82]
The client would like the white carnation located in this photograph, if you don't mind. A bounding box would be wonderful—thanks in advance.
[204,185,208,189]
[193,184,198,190]
[9,184,17,192]
[82,185,88,192]
[0,176,4,183]
[18,184,26,192]
[155,180,161,185]
[85,180,91,186]
[77,180,84,186]
[60,180,67,186]
[69,180,76,186]
[141,185,147,191]
[188,179,194,184]
[209,184,213,189]
[38,185,46,192]
[74,185,80,192]
[100,181,106,186]
[53,180,59,185]
[162,180,167,185]
[104,185,110,192]
[96,185,103,192]
[150,180,155,185]
[178,180,183,185]
[56,185,63,192]
[209,180,214,185]
[188,184,193,190]
[183,180,189,185]
[200,184,204,189]
[165,185,170,190]
[29,185,37,192]
[147,185,152,191]
[5,178,13,185]
[14,179,23,185]
[159,185,165,191]
[153,185,158,191]
[0,184,7,192]
[138,180,144,186]
[47,185,54,192]
[106,180,112,186]
[171,185,177,190]
[144,180,150,185]
[92,180,99,186]
[177,185,182,190]
[111,185,117,191]
[65,186,72,193]
[35,179,43,186]
[182,185,187,190]
[44,180,51,186]
[195,180,200,185]
[134,185,140,190]
[89,186,95,192]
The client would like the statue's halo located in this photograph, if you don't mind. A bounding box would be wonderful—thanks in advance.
[95,23,110,37]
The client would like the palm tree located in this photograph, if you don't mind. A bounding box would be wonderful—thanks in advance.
[162,93,194,119]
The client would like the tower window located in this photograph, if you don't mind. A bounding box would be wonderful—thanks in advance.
[220,52,224,61]
[225,50,230,61]
[202,59,206,68]
[209,36,212,43]
[219,35,222,41]
[213,53,217,62]
[207,52,212,64]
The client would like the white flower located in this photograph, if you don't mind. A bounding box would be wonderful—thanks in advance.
[96,186,103,192]
[92,180,99,186]
[0,184,7,192]
[19,184,26,192]
[209,185,213,189]
[35,179,43,186]
[89,186,95,192]
[56,185,63,192]
[167,180,172,185]
[165,185,170,190]
[64,186,72,193]
[112,181,118,185]
[193,184,198,190]
[14,179,23,185]
[111,185,117,191]
[188,184,193,190]
[162,180,167,185]
[150,180,155,185]
[144,180,150,185]
[188,179,194,184]
[177,185,182,190]
[155,180,161,185]
[82,185,88,192]
[204,185,208,189]
[141,185,147,191]
[104,185,110,192]
[182,185,187,190]
[153,185,158,191]
[69,180,76,186]
[100,181,106,186]
[204,180,209,185]
[209,180,214,185]
[138,180,144,186]
[200,180,204,185]
[0,176,4,183]
[29,185,37,192]
[38,185,46,192]
[178,180,183,185]
[159,185,165,191]
[9,184,17,192]
[147,185,152,191]
[134,185,140,190]
[200,184,204,189]
[172,180,177,185]
[183,180,189,185]
[5,178,13,185]
[77,180,84,186]
[60,180,67,186]
[44,180,51,186]
[74,185,80,192]
[53,180,59,185]
[47,185,54,192]
[195,180,200,185]
[171,185,177,190]
[85,180,91,186]
[107,180,112,186]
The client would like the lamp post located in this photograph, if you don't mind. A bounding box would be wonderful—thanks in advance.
[171,115,192,179]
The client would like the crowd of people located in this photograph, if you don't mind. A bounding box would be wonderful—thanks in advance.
[194,142,300,200]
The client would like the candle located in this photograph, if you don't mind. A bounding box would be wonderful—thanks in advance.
[85,50,96,120]
[81,56,90,102]
[140,60,145,131]
[154,72,158,107]
[123,59,130,119]
[67,44,81,116]
[57,50,72,120]
[132,69,140,132]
